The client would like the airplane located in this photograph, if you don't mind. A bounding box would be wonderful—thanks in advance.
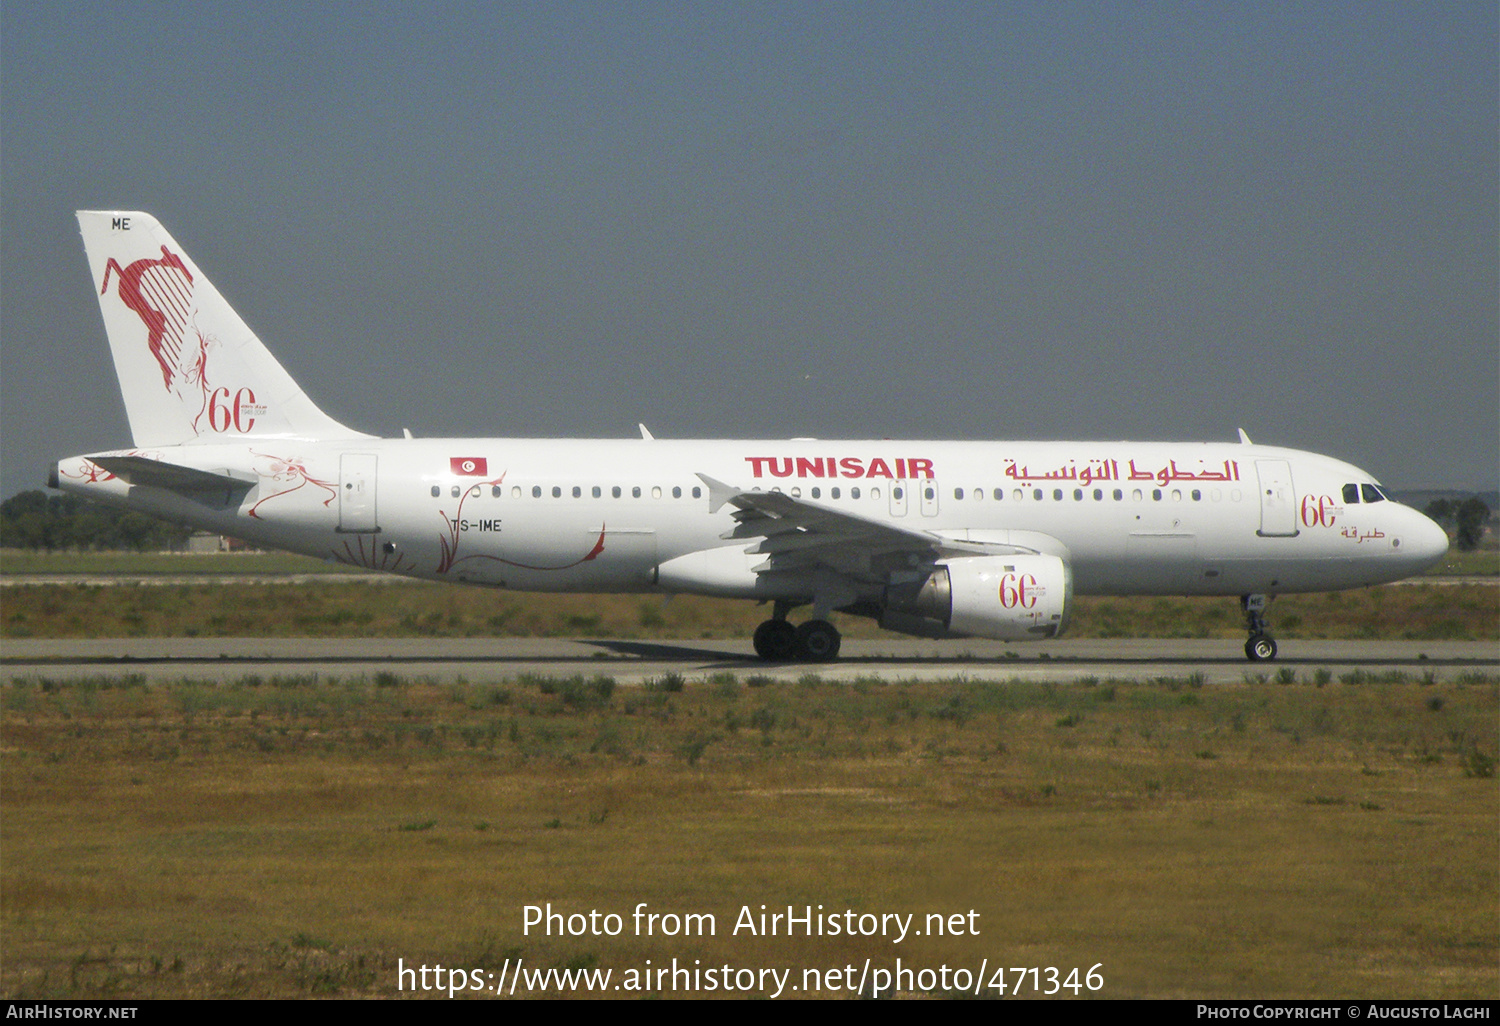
[51,211,1450,663]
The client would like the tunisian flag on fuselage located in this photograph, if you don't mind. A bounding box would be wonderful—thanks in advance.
[450,457,488,476]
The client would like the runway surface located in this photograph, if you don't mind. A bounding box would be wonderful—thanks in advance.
[3,637,1495,684]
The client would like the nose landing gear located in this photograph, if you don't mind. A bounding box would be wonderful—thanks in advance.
[1242,594,1278,661]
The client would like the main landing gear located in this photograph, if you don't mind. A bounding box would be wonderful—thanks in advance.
[752,602,842,662]
[1241,594,1278,661]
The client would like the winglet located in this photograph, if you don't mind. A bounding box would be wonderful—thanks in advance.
[638,423,655,441]
[1236,428,1252,445]
[695,473,740,514]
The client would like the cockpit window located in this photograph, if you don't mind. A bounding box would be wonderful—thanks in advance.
[1361,484,1386,503]
[1342,483,1360,504]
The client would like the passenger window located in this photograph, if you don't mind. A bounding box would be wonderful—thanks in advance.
[431,486,440,498]
[831,487,841,499]
[924,487,935,500]
[1094,489,1103,500]
[692,486,702,499]
[1033,489,1043,501]
[810,487,820,499]
[672,486,681,499]
[1343,483,1360,504]
[892,486,903,499]
[612,486,621,498]
[994,488,1004,501]
[511,486,522,499]
[1073,489,1083,501]
[572,486,581,498]
[652,486,662,499]
[1361,484,1384,503]
[593,486,602,498]
[532,486,541,498]
[632,486,641,498]
[1113,489,1123,501]
[451,486,461,498]
[492,485,502,498]
[1152,489,1162,501]
[851,487,861,499]
[1053,489,1063,501]
[1191,489,1201,501]
[552,486,561,498]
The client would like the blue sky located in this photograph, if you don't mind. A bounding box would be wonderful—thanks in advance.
[3,1,1496,495]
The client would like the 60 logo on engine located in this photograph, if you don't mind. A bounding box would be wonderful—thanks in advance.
[998,572,1039,609]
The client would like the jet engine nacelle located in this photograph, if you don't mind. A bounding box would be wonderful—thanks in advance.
[878,555,1072,641]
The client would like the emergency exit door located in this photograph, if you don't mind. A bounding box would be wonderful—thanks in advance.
[339,454,379,533]
[1255,459,1298,537]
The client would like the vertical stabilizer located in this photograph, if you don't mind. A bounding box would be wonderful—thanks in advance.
[76,211,370,446]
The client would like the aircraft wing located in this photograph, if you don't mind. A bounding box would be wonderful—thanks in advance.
[697,473,1045,583]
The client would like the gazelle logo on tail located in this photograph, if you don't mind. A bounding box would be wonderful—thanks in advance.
[100,246,195,391]
[98,245,226,436]
[78,211,370,447]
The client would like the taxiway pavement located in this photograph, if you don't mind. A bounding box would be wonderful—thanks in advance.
[3,637,1494,685]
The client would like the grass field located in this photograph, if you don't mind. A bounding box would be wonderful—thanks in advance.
[1426,544,1500,577]
[2,670,1496,999]
[3,578,1496,644]
[0,549,364,576]
[3,548,1496,999]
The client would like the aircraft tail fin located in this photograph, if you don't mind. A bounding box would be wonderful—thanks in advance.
[76,211,371,447]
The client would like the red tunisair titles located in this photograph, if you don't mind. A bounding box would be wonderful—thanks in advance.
[743,456,935,480]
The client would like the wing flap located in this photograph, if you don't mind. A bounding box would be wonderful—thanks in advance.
[695,472,1066,587]
[698,473,952,583]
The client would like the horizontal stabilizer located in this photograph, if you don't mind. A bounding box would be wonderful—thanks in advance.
[89,455,255,505]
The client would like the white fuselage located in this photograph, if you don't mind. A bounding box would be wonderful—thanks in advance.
[56,436,1450,603]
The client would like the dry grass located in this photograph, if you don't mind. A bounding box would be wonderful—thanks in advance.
[2,581,1495,642]
[2,671,1496,999]
[0,550,356,576]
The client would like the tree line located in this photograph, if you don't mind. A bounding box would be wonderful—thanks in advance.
[0,490,191,552]
[1423,497,1491,552]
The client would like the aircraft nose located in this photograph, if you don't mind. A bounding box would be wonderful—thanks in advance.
[1405,511,1450,569]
